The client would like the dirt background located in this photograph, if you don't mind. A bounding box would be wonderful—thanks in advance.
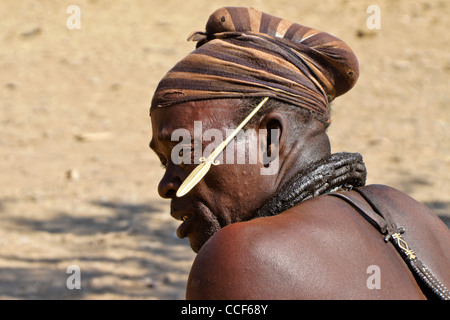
[0,0,448,300]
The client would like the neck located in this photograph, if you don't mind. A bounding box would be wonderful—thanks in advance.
[275,127,331,190]
[257,152,367,217]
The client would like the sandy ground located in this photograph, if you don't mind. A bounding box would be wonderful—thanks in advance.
[0,0,448,300]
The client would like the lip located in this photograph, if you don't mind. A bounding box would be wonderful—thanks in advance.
[176,215,195,239]
[170,211,194,238]
[170,210,189,221]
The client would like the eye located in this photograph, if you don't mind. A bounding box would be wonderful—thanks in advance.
[158,155,168,169]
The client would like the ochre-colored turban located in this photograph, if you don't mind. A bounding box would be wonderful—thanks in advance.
[151,7,359,118]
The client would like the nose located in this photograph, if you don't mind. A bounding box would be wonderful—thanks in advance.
[158,165,182,199]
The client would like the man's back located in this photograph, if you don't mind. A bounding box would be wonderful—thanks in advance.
[186,185,450,299]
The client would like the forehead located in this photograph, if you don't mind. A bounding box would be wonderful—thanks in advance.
[150,99,239,147]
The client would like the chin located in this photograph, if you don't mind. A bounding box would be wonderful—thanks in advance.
[190,243,201,254]
[188,237,204,253]
[187,212,223,253]
[188,228,218,253]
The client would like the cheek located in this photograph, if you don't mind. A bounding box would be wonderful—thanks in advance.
[204,164,253,191]
[201,164,262,217]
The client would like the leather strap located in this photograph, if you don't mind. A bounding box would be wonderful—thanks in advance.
[326,190,388,233]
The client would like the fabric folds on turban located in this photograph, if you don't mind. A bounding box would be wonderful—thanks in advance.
[151,7,359,118]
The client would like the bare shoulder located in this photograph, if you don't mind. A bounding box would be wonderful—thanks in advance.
[358,184,450,280]
[186,194,392,299]
[359,184,450,251]
[186,186,449,299]
[186,209,336,299]
[186,217,279,299]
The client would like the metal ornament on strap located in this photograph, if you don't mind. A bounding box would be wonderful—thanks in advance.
[387,227,450,300]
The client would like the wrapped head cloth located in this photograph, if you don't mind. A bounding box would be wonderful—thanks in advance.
[151,7,359,121]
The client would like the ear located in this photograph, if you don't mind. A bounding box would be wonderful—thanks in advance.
[258,112,287,165]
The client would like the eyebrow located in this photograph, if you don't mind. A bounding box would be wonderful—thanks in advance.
[149,131,172,150]
[149,132,191,152]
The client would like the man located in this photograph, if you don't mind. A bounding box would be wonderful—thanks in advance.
[149,7,450,299]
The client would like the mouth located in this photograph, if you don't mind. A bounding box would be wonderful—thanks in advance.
[170,211,194,239]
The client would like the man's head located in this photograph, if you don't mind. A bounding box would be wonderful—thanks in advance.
[149,7,359,252]
[150,97,331,252]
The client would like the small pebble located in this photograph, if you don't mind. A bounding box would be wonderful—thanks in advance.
[66,169,80,181]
